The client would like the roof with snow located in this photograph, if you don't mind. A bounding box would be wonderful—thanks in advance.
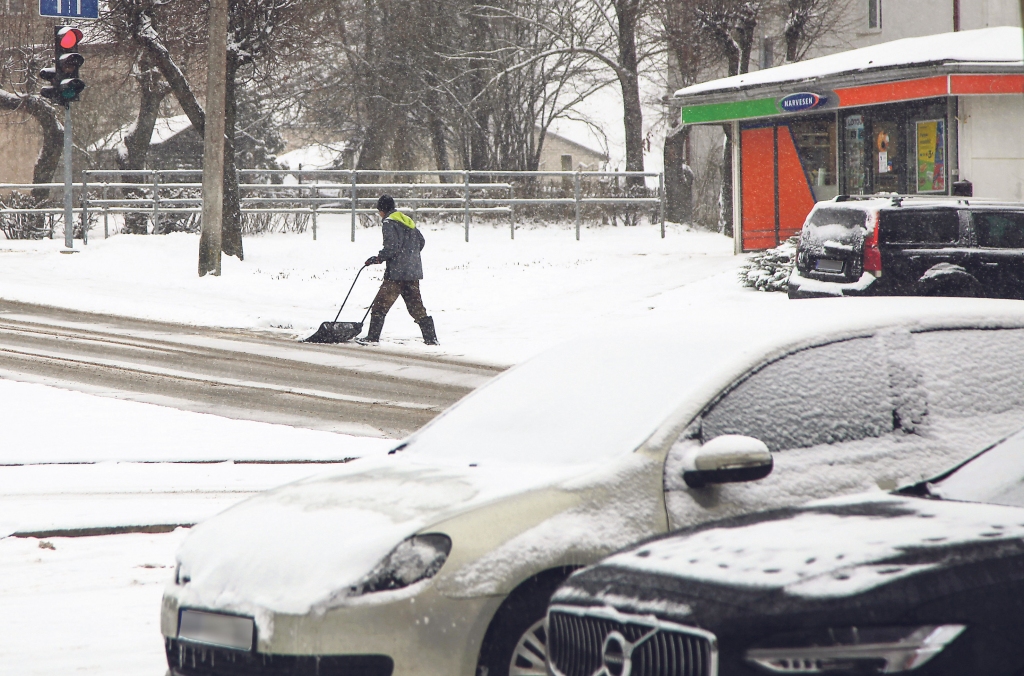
[673,27,1024,124]
[88,114,194,154]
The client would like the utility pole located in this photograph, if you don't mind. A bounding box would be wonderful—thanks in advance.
[198,0,229,276]
[62,107,73,249]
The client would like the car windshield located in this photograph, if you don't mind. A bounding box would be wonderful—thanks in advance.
[930,427,1024,507]
[398,339,697,466]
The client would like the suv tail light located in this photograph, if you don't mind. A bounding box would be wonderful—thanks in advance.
[863,212,882,275]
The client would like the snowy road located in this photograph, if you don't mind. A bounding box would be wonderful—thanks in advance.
[0,299,501,438]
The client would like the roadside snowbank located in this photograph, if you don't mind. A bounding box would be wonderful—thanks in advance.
[0,219,737,365]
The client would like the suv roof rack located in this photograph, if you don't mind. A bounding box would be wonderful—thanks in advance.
[829,194,1022,208]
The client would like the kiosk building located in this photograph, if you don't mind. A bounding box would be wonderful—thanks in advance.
[672,27,1024,252]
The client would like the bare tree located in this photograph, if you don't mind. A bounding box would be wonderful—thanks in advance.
[0,9,64,201]
[781,0,853,62]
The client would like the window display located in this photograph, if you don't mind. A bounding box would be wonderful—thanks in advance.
[915,119,946,193]
[791,116,838,201]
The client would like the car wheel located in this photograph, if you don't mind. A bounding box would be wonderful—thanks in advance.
[509,618,548,676]
[477,568,574,676]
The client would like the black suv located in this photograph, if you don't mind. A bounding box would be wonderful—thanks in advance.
[788,196,1024,299]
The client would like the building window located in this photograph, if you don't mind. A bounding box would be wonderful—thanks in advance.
[759,37,774,69]
[560,154,573,171]
[867,0,882,29]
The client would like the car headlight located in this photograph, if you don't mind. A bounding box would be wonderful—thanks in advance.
[349,533,452,596]
[745,625,966,674]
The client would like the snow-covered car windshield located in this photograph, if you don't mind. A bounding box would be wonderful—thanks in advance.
[931,427,1024,507]
[399,339,697,466]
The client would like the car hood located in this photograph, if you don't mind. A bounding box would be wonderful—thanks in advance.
[560,494,1024,619]
[172,455,582,617]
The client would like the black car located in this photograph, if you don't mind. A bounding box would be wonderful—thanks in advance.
[788,195,1024,300]
[546,426,1024,676]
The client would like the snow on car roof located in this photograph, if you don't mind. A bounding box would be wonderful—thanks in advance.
[674,26,1023,100]
[402,298,1024,467]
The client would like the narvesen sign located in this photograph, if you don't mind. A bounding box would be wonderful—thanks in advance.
[778,92,829,113]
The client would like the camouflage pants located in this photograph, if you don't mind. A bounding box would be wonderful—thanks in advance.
[370,280,428,321]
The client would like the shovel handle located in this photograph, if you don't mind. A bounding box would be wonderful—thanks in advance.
[333,265,367,322]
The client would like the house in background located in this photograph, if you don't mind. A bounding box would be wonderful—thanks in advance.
[535,128,609,172]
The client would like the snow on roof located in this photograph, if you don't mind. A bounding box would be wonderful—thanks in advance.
[674,26,1024,100]
[403,297,1024,470]
[88,114,194,153]
[150,114,193,144]
[277,143,348,171]
[539,125,610,162]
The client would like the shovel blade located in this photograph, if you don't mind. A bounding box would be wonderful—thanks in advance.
[303,321,363,344]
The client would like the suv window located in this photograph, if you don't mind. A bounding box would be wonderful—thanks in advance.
[975,212,1024,248]
[808,208,867,229]
[701,337,892,452]
[878,210,959,244]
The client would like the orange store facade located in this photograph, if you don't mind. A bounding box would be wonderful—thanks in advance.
[672,30,1024,252]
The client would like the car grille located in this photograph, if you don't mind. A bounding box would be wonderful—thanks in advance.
[166,638,394,676]
[548,607,717,676]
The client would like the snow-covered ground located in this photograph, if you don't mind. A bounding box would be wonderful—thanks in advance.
[0,376,393,675]
[0,218,742,366]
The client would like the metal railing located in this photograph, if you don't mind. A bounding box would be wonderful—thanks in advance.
[0,169,666,242]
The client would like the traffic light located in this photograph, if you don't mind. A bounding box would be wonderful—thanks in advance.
[39,26,85,105]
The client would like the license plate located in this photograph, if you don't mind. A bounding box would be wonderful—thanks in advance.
[815,259,844,273]
[178,609,254,650]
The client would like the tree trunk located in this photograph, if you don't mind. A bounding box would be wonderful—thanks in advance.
[425,92,450,178]
[221,51,243,260]
[663,123,692,224]
[0,91,63,202]
[119,64,169,234]
[133,15,205,137]
[721,125,733,238]
[615,0,644,187]
[468,12,490,172]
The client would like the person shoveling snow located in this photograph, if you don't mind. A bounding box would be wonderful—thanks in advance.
[360,194,438,345]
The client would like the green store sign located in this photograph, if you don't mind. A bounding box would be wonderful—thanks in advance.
[680,91,835,124]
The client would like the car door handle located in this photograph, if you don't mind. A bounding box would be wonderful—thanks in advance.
[982,262,1000,267]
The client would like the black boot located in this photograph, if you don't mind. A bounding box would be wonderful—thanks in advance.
[359,314,385,344]
[418,316,438,345]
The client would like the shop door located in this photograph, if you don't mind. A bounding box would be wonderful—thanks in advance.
[741,125,817,251]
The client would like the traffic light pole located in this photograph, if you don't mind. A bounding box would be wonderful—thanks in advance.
[63,103,74,250]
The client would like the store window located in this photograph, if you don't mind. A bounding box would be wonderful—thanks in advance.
[840,99,947,197]
[871,118,901,193]
[791,116,838,201]
[843,114,868,195]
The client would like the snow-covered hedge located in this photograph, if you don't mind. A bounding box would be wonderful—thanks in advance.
[739,236,799,293]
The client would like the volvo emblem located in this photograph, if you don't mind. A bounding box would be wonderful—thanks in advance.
[602,632,630,676]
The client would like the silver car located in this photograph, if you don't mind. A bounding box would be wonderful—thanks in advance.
[163,298,1024,676]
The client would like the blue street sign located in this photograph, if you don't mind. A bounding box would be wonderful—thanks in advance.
[39,0,98,20]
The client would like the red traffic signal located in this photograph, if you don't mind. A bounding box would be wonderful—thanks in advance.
[46,26,86,105]
[57,27,83,50]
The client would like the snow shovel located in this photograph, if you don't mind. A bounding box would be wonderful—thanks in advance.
[304,266,373,343]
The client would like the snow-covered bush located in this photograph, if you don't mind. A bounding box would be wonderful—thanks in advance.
[739,236,799,292]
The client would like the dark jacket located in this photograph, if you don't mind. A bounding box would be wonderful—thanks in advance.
[377,211,425,281]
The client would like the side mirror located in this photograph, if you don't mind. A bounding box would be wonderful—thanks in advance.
[683,435,773,488]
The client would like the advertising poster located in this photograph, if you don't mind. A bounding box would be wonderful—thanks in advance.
[916,119,946,193]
